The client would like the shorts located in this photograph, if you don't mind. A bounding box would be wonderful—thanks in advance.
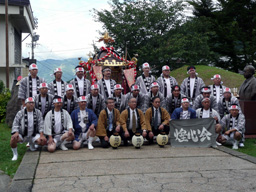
[75,132,88,142]
[19,134,40,144]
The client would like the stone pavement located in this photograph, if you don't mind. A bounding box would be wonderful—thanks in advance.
[18,144,255,192]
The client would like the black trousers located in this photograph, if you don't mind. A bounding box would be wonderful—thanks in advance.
[99,128,124,148]
[122,129,143,146]
[146,125,169,144]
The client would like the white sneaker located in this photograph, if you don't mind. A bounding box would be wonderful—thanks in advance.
[88,142,94,150]
[12,155,18,161]
[216,141,222,146]
[26,142,29,147]
[232,141,238,150]
[29,143,37,151]
[239,143,245,148]
[60,141,68,151]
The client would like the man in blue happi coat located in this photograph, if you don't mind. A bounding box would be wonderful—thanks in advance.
[171,97,197,120]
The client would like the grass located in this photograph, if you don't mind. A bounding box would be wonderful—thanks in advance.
[236,139,256,157]
[171,65,245,89]
[0,123,27,178]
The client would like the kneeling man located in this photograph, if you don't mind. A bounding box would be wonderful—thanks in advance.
[71,96,98,150]
[44,96,74,152]
[96,97,122,148]
[171,97,197,120]
[145,96,170,144]
[10,97,46,161]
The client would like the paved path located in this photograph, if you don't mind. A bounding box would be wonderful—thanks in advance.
[29,145,256,192]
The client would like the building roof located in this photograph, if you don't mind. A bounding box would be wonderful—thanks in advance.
[0,0,30,6]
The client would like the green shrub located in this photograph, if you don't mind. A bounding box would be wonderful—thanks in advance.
[0,81,11,123]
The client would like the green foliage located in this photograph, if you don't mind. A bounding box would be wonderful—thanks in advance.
[225,139,256,157]
[0,123,27,177]
[0,81,11,123]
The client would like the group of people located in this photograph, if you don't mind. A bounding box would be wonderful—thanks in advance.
[10,62,246,161]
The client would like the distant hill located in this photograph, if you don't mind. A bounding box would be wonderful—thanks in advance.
[37,58,87,83]
[170,65,245,89]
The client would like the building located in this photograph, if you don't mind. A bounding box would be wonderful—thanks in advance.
[0,0,35,89]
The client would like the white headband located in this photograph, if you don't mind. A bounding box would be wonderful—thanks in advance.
[66,84,74,91]
[29,63,38,70]
[131,85,140,91]
[39,83,48,89]
[54,68,62,73]
[150,82,159,89]
[114,84,123,90]
[211,74,221,80]
[229,105,239,111]
[142,62,150,69]
[91,84,99,90]
[181,98,189,103]
[162,65,170,71]
[25,97,35,104]
[224,88,231,94]
[53,98,63,104]
[76,67,84,72]
[78,96,87,102]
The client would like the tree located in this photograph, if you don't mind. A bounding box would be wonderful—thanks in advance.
[93,0,186,75]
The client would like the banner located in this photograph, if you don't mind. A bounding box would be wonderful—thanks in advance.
[170,118,216,147]
[123,68,135,88]
[93,66,103,81]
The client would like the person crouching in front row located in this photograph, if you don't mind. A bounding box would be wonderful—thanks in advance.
[44,96,74,152]
[96,97,122,148]
[144,96,170,144]
[171,97,197,120]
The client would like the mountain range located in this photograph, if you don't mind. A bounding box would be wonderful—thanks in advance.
[37,57,88,83]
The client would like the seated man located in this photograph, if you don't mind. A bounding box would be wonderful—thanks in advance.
[34,83,54,119]
[120,98,147,145]
[193,86,218,111]
[71,96,98,150]
[62,84,78,114]
[166,85,186,116]
[113,84,126,113]
[96,97,122,148]
[196,98,222,145]
[44,96,74,152]
[218,87,240,118]
[171,97,197,120]
[219,104,245,149]
[10,97,47,161]
[145,96,170,144]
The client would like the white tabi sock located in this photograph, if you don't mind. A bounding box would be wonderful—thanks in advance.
[60,139,68,151]
[88,137,94,150]
[11,148,18,161]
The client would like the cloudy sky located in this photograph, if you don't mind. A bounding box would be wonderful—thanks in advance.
[22,0,110,61]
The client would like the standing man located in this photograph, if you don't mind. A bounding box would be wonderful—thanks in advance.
[62,84,78,114]
[96,97,122,148]
[70,66,91,98]
[71,96,98,150]
[135,62,156,94]
[209,74,226,105]
[125,84,147,113]
[97,67,116,100]
[44,96,74,152]
[145,97,170,144]
[145,82,166,109]
[120,98,147,145]
[34,83,54,119]
[171,97,197,120]
[166,85,186,116]
[18,63,45,107]
[220,104,245,149]
[239,65,256,100]
[218,87,240,118]
[86,84,106,117]
[113,84,126,113]
[157,65,178,98]
[48,68,67,97]
[180,66,205,105]
[10,97,47,161]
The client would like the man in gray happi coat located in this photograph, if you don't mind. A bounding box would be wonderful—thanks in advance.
[145,82,166,109]
[48,67,67,97]
[209,74,226,105]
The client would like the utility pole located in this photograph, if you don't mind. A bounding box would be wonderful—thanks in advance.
[5,0,9,89]
[30,33,40,60]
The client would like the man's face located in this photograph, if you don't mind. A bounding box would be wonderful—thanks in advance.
[162,69,170,77]
[143,67,150,74]
[230,109,239,117]
[91,89,99,97]
[128,98,137,109]
[151,86,159,94]
[181,102,189,110]
[213,78,221,86]
[26,102,35,111]
[40,88,48,95]
[54,102,62,110]
[202,100,210,110]
[202,92,210,98]
[172,90,180,97]
[107,99,115,111]
[152,98,160,109]
[66,89,74,97]
[114,89,122,96]
[132,90,139,97]
[243,67,253,79]
[55,72,62,80]
[76,71,84,79]
[103,69,111,78]
[189,69,195,76]
[224,92,231,99]
[78,101,87,110]
[29,69,38,77]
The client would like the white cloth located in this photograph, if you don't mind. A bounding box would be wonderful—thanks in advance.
[92,96,98,111]
[215,85,220,103]
[129,108,138,130]
[182,110,188,119]
[232,117,236,129]
[56,81,62,97]
[189,78,195,98]
[27,111,34,137]
[202,109,210,118]
[41,97,46,115]
[165,77,172,97]
[104,79,112,97]
[54,111,62,134]
[76,76,84,96]
[32,78,37,97]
